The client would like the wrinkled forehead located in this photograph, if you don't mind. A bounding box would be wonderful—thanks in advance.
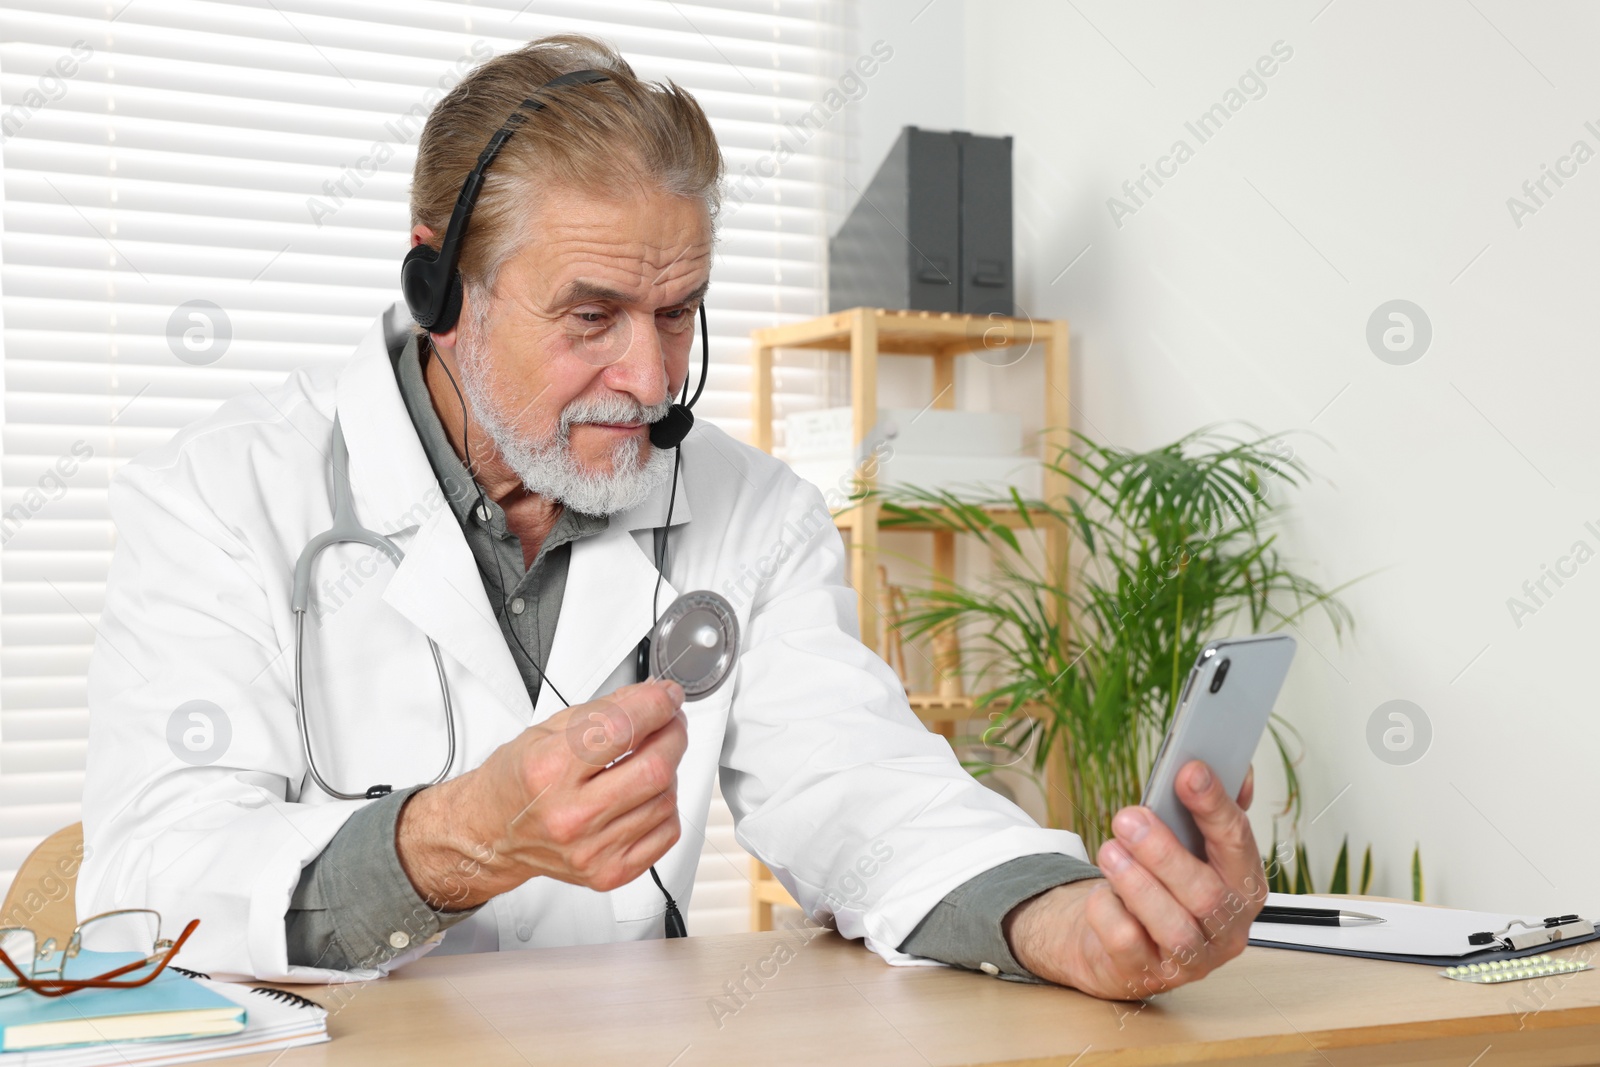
[515,185,713,306]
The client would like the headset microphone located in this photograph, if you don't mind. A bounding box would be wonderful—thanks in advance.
[648,303,709,449]
[648,406,693,449]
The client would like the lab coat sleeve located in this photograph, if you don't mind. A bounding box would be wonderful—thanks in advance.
[897,852,1103,982]
[717,475,1094,968]
[77,451,440,984]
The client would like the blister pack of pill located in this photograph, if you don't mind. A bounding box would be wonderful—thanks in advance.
[1441,954,1591,984]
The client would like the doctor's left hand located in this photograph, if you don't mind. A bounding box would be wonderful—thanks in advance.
[1001,761,1265,1001]
[395,678,689,911]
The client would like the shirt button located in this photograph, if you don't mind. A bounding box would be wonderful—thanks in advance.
[389,931,410,949]
[476,504,491,522]
[510,597,526,615]
[516,923,533,942]
[979,961,1000,976]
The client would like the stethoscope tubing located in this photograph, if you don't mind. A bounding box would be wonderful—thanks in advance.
[291,416,458,800]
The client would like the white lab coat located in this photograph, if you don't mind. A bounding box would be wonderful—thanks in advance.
[78,302,1088,983]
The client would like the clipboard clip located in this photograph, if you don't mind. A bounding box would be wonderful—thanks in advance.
[1468,915,1595,951]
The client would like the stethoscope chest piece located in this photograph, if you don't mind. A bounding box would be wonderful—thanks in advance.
[650,591,739,699]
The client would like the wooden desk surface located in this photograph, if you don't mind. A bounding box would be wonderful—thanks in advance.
[234,929,1600,1066]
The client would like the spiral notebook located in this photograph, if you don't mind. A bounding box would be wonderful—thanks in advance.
[3,968,328,1066]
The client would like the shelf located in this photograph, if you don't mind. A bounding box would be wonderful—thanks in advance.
[906,692,1049,724]
[834,505,1040,532]
[750,306,1056,355]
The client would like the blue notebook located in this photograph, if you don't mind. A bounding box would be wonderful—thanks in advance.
[0,950,245,1052]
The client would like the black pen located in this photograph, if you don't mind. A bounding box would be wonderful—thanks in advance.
[1256,906,1385,927]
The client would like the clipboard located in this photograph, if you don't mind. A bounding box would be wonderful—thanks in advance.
[1246,893,1600,967]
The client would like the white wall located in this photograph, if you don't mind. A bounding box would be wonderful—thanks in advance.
[853,0,1600,915]
[848,1,966,214]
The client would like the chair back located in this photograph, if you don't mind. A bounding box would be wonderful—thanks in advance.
[1,823,85,945]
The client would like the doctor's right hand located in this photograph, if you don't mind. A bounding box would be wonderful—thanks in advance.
[395,678,688,911]
[1002,761,1265,1001]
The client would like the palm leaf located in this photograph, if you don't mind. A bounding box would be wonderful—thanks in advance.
[1328,837,1350,895]
[1265,836,1290,894]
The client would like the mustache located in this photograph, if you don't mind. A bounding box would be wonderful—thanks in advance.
[558,394,676,436]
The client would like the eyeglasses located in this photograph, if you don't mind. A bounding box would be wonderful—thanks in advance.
[0,910,200,998]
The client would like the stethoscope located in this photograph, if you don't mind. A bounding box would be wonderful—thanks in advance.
[289,414,456,803]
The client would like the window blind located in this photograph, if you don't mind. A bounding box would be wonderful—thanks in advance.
[0,0,846,915]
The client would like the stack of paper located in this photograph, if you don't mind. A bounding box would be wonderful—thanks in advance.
[780,406,1042,502]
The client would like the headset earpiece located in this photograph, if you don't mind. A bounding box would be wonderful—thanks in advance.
[400,242,464,333]
[400,68,610,335]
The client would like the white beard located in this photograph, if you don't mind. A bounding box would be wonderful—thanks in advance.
[453,315,675,516]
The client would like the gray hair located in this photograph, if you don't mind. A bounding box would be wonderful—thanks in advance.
[410,33,724,300]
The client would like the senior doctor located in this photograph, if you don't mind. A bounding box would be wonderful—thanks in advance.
[79,34,1267,1000]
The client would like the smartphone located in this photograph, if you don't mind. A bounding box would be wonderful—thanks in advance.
[1140,634,1297,859]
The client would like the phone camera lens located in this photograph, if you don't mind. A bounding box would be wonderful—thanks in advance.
[1209,657,1231,693]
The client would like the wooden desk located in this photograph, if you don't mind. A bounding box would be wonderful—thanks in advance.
[234,930,1600,1066]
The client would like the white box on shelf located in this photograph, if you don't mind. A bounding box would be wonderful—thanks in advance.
[781,407,855,456]
[781,407,1024,460]
[789,453,1042,503]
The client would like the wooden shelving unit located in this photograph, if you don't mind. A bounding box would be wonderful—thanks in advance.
[745,308,1071,929]
[750,306,1071,710]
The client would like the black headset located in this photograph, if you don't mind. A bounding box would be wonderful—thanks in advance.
[400,67,705,450]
